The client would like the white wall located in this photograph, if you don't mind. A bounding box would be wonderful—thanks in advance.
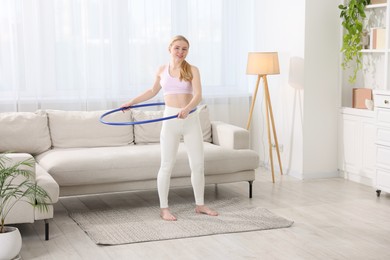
[253,0,306,178]
[302,0,340,178]
[252,0,340,179]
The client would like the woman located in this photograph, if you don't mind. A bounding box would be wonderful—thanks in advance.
[121,35,218,221]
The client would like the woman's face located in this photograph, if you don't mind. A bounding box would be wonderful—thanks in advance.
[169,40,189,62]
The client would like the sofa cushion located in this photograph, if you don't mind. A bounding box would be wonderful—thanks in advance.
[198,105,212,142]
[132,110,163,144]
[35,143,259,186]
[0,111,51,155]
[46,109,133,148]
[132,105,212,144]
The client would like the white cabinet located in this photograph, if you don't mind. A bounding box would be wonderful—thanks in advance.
[338,108,376,186]
[338,1,389,189]
[374,90,390,196]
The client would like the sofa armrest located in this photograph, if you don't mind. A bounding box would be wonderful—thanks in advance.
[35,164,59,221]
[3,153,35,176]
[211,121,250,149]
[3,154,59,227]
[2,153,35,224]
[36,164,59,204]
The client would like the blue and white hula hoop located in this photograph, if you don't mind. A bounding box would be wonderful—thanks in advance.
[100,102,197,126]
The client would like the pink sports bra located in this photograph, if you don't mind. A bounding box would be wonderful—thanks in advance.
[160,65,193,96]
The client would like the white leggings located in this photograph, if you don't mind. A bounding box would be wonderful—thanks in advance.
[157,106,205,208]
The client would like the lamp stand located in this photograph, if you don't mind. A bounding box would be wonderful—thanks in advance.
[246,75,283,183]
[246,75,261,130]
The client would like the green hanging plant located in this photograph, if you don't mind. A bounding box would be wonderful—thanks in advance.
[339,0,371,83]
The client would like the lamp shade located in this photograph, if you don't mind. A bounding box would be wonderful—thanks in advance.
[246,52,280,75]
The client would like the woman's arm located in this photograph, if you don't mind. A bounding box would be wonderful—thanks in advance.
[121,66,164,108]
[178,66,202,118]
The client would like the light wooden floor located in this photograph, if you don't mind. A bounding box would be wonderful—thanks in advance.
[15,169,390,260]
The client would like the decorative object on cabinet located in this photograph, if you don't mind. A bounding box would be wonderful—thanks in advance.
[339,0,371,83]
[362,29,370,49]
[246,52,283,183]
[353,88,373,108]
[373,90,390,197]
[365,99,375,110]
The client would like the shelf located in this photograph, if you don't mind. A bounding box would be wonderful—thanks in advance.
[360,49,387,53]
[366,4,388,9]
[341,0,390,108]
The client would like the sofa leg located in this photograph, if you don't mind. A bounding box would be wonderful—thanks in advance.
[248,181,253,198]
[44,219,49,241]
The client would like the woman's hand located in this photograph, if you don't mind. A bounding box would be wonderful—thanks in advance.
[120,101,134,112]
[177,108,191,119]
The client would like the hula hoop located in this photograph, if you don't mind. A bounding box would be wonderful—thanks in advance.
[99,102,197,126]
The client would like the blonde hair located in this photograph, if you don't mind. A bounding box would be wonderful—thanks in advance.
[169,35,193,82]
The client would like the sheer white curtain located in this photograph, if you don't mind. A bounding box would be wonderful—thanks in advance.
[0,0,253,126]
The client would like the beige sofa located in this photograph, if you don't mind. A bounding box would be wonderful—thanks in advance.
[0,105,259,239]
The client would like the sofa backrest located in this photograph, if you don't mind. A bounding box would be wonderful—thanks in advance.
[46,110,133,148]
[0,111,51,155]
[0,105,212,153]
[132,104,212,144]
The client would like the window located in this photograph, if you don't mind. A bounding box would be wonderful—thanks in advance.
[0,0,254,111]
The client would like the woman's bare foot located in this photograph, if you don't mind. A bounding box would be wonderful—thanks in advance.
[195,205,218,216]
[160,208,177,221]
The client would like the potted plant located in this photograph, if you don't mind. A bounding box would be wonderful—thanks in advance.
[0,153,51,260]
[339,0,371,83]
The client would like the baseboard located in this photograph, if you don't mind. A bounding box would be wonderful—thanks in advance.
[339,170,375,187]
[307,172,340,179]
[260,162,340,180]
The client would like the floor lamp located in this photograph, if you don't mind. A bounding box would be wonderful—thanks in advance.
[246,52,283,183]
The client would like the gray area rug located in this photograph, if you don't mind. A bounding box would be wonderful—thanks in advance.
[68,198,293,245]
